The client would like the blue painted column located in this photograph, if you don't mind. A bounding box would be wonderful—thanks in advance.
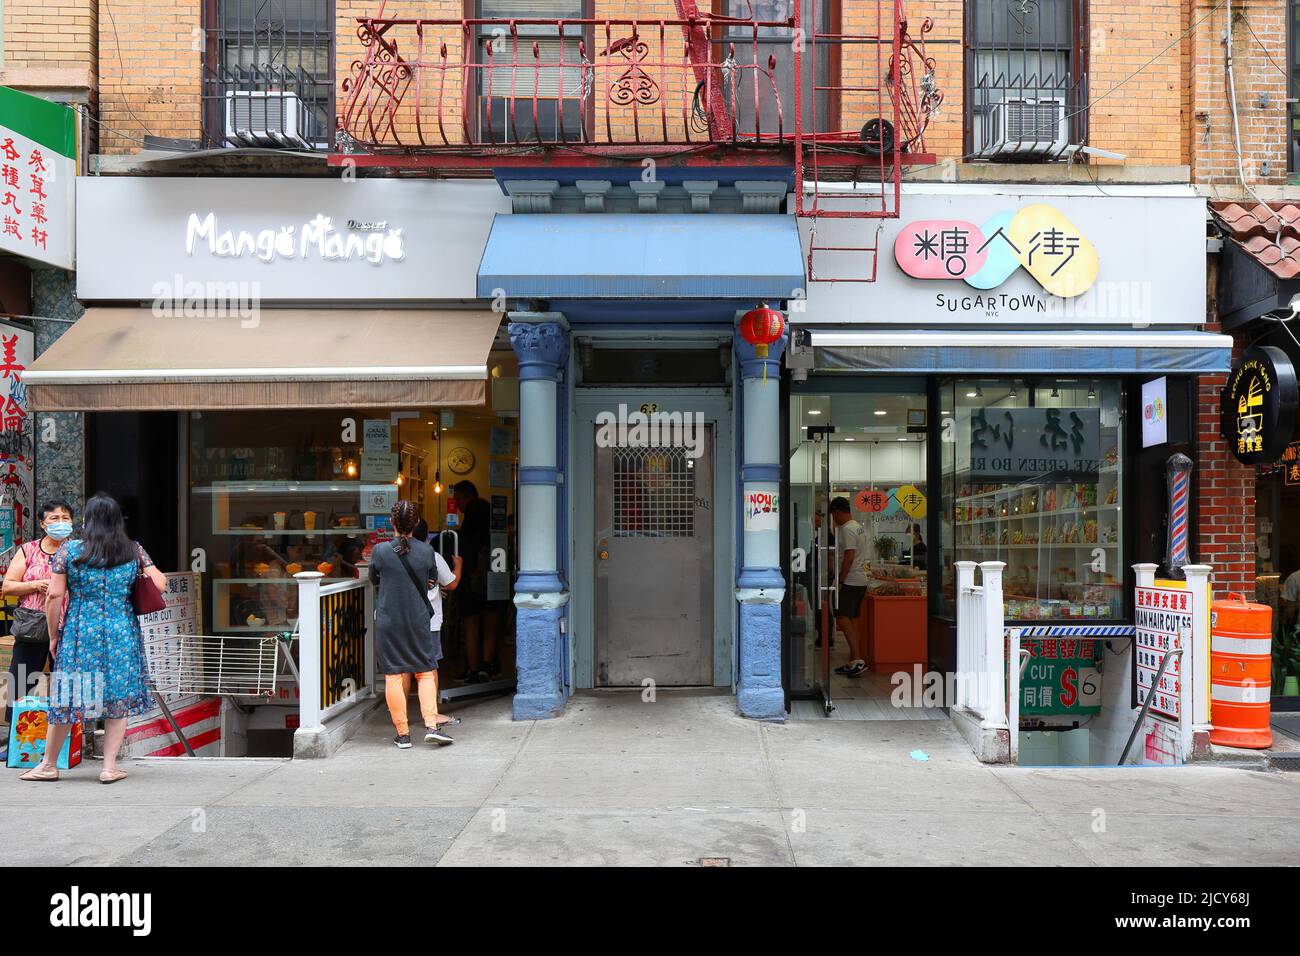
[735,320,789,721]
[508,312,570,720]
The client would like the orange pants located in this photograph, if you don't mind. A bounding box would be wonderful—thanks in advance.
[384,672,440,736]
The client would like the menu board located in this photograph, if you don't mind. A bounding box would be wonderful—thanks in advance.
[139,571,202,705]
[1134,584,1191,720]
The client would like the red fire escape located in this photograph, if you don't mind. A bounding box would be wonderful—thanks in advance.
[333,0,941,281]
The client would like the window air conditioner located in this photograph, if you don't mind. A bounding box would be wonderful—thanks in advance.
[977,96,1068,158]
[224,90,313,149]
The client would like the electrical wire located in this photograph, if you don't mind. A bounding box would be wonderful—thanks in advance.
[100,0,159,142]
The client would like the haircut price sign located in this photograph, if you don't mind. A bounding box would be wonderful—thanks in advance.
[1134,585,1191,720]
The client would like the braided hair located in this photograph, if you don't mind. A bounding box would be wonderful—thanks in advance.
[390,499,421,555]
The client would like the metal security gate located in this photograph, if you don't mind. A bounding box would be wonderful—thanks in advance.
[594,427,714,686]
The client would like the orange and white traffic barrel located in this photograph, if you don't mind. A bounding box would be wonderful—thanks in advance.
[1208,594,1273,749]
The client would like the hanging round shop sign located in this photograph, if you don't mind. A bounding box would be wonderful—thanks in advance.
[1220,346,1299,465]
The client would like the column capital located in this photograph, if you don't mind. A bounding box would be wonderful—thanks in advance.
[508,313,570,380]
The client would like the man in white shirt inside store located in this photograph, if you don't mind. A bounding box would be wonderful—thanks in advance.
[829,496,872,678]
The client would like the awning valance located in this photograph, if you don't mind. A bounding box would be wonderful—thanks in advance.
[476,213,805,299]
[24,308,502,411]
[809,330,1234,374]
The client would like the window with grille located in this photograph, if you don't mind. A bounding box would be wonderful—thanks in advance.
[613,446,697,538]
[717,0,834,136]
[478,0,587,142]
[967,0,1087,161]
[202,0,334,150]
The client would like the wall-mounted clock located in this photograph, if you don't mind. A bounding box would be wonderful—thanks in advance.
[447,446,476,474]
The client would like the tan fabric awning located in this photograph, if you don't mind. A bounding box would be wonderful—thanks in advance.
[25,308,502,411]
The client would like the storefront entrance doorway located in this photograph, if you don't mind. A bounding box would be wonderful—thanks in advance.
[594,426,715,686]
[785,382,934,719]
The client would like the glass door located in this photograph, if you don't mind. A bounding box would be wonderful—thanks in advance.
[786,382,930,714]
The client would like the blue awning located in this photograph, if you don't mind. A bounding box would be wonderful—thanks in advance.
[477,214,805,299]
[810,330,1234,374]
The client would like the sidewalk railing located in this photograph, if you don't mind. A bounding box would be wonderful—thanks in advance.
[954,560,1007,731]
[294,569,376,731]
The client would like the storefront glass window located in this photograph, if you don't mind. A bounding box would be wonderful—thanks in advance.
[940,378,1124,622]
[189,409,392,636]
[1257,437,1300,693]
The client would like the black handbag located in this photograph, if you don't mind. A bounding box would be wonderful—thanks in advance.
[10,606,49,644]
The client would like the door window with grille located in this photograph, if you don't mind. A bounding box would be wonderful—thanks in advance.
[478,0,587,142]
[967,0,1086,160]
[203,0,334,150]
[613,446,697,538]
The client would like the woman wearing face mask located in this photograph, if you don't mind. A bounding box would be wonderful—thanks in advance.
[20,493,166,783]
[2,500,74,725]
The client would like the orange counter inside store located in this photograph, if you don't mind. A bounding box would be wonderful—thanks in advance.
[857,565,928,673]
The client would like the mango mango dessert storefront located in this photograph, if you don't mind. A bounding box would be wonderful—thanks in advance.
[787,185,1231,717]
[21,177,521,751]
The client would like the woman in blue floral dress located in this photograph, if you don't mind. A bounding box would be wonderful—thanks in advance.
[19,494,167,784]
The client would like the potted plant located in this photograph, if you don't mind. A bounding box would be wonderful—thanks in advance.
[1273,624,1300,698]
[873,535,899,564]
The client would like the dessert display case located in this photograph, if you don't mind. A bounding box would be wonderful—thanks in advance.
[194,481,368,633]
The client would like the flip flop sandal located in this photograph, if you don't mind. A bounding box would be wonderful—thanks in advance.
[19,767,59,782]
[98,770,128,785]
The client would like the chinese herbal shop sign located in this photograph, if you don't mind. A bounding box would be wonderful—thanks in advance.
[0,87,76,270]
[1135,584,1191,721]
[895,204,1099,298]
[1220,346,1299,465]
[1018,637,1102,716]
[0,325,34,574]
[959,407,1102,480]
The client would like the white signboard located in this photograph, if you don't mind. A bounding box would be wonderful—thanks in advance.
[360,452,399,482]
[0,107,75,270]
[798,185,1206,327]
[362,419,391,457]
[76,177,508,301]
[1134,584,1191,721]
[140,571,202,706]
[360,484,398,515]
[0,324,35,573]
[1141,377,1169,448]
[744,490,780,532]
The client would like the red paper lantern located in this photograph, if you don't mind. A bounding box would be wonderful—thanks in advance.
[738,305,785,359]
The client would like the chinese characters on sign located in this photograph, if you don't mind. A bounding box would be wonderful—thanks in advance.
[0,327,34,575]
[894,204,1099,298]
[1135,585,1192,721]
[139,572,202,706]
[0,87,75,270]
[961,407,1102,480]
[1221,346,1299,465]
[1018,637,1102,716]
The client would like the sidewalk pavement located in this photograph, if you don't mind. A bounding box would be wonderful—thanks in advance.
[2,691,1298,867]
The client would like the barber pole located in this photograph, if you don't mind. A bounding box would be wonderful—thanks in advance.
[1166,453,1192,575]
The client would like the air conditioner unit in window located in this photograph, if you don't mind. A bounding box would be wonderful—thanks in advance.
[224,90,314,149]
[977,96,1068,158]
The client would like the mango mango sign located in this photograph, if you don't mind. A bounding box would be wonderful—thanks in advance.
[894,204,1098,298]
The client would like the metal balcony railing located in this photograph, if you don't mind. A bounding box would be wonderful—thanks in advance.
[337,12,799,163]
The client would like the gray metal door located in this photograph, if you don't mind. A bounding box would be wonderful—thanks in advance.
[594,426,714,686]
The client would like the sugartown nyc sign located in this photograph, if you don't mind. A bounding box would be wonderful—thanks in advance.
[894,203,1100,300]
